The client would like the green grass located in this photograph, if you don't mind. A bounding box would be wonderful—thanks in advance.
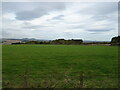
[2,45,118,88]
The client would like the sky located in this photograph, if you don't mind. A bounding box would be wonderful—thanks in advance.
[2,2,118,41]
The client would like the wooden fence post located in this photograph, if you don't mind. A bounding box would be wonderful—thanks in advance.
[23,65,29,88]
[80,71,84,89]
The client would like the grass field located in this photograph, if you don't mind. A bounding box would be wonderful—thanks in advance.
[2,45,118,88]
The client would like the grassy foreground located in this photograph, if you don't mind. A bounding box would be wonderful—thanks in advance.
[2,45,118,88]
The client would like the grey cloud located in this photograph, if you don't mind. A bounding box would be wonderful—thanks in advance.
[22,22,53,29]
[89,32,99,34]
[68,25,84,29]
[22,25,53,29]
[63,32,73,37]
[2,28,32,38]
[86,29,112,33]
[15,2,65,20]
[2,30,11,37]
[2,28,20,38]
[23,25,45,29]
[92,11,117,22]
[2,2,118,41]
[3,2,64,12]
[52,15,64,20]
[2,2,20,13]
[79,2,117,15]
[16,10,47,20]
[2,2,65,20]
[92,15,109,21]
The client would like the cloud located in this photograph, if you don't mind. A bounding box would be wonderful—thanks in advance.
[2,28,28,38]
[68,25,84,29]
[13,2,65,20]
[2,2,118,41]
[51,15,64,20]
[22,25,53,29]
[86,29,112,33]
[78,2,117,15]
[16,10,46,20]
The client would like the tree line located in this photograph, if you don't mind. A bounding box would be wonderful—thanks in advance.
[12,36,120,46]
[12,39,83,45]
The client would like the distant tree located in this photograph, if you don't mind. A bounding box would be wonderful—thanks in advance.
[12,42,21,44]
[25,41,40,44]
[111,36,120,46]
[51,39,83,45]
[18,39,83,45]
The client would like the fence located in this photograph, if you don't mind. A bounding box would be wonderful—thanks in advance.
[2,70,119,88]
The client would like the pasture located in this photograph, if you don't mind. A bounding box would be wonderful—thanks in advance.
[2,45,118,88]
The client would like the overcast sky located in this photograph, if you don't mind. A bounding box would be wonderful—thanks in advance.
[2,2,118,41]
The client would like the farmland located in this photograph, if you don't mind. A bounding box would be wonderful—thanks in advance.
[2,45,118,88]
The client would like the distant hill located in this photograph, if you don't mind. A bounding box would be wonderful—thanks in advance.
[2,38,113,45]
[2,38,49,42]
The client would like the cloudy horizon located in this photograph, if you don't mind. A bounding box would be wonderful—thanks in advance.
[2,2,118,41]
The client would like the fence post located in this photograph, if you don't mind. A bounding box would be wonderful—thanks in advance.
[23,66,29,88]
[80,71,84,89]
